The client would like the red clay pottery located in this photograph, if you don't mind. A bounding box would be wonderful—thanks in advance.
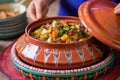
[15,16,108,69]
[9,0,119,79]
[78,0,120,51]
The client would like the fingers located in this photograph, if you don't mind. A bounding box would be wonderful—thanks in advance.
[34,0,43,19]
[42,5,49,17]
[114,3,120,14]
[27,1,36,20]
[26,0,49,22]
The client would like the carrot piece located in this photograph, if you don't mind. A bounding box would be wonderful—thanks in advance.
[52,31,58,38]
[62,21,69,27]
[62,21,67,25]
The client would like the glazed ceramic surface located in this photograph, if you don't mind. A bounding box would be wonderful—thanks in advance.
[78,0,120,51]
[0,3,26,21]
[0,3,27,39]
[1,43,119,80]
[11,43,115,80]
[15,16,109,69]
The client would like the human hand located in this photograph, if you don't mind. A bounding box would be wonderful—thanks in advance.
[27,0,54,23]
[114,3,120,14]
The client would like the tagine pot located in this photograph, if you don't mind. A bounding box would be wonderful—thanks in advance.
[15,16,109,69]
[9,0,119,79]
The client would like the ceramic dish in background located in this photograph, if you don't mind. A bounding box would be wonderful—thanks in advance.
[0,0,14,4]
[0,22,26,33]
[0,3,27,39]
[0,20,27,31]
[0,29,24,39]
[0,15,26,25]
[0,3,26,21]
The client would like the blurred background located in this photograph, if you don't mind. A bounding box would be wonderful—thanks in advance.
[0,0,58,52]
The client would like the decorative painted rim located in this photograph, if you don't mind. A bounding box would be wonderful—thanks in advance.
[10,43,114,79]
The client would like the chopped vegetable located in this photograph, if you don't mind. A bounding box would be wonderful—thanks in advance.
[47,37,52,43]
[39,34,48,41]
[52,20,57,27]
[34,28,43,34]
[41,28,48,34]
[52,31,58,38]
[61,34,69,42]
[31,20,90,43]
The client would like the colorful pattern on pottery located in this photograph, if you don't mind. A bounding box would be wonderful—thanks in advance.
[65,48,72,65]
[22,43,39,59]
[15,34,109,69]
[11,43,114,80]
[53,52,59,66]
[44,48,51,64]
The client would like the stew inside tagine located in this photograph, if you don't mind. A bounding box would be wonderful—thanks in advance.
[31,20,90,43]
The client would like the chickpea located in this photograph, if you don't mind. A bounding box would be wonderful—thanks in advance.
[0,10,19,18]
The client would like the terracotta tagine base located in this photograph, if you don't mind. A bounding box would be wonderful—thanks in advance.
[0,43,120,80]
[11,43,115,80]
[15,16,109,69]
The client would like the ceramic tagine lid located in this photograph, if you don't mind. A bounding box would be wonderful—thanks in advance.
[78,0,120,51]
